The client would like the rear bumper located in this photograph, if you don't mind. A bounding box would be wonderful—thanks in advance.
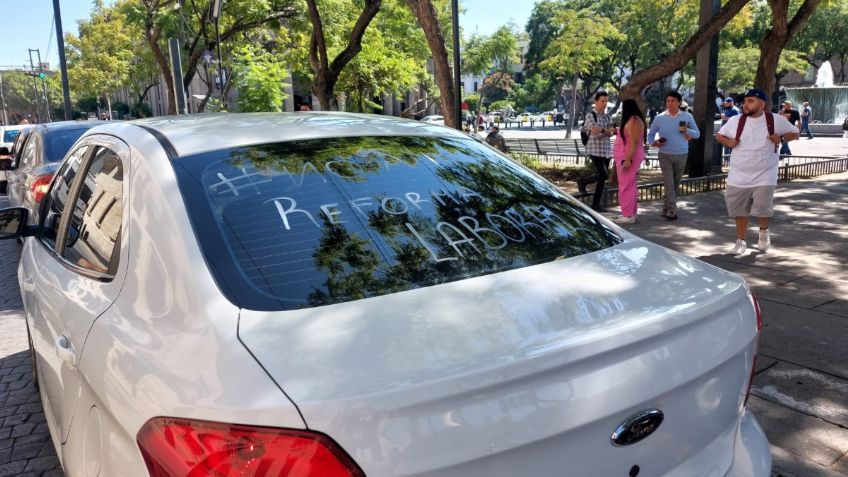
[725,410,771,477]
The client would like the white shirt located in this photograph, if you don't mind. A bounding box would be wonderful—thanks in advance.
[718,113,798,187]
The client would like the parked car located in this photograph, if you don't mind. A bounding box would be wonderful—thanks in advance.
[0,124,27,154]
[0,125,30,193]
[420,114,445,125]
[0,113,770,477]
[5,121,105,219]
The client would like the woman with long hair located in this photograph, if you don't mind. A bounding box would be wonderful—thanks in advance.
[612,99,646,223]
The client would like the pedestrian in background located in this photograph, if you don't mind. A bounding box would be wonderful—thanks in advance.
[647,91,700,221]
[577,92,616,212]
[716,88,799,256]
[779,101,800,155]
[801,101,814,139]
[720,97,740,125]
[485,126,508,153]
[612,99,646,224]
[720,97,740,158]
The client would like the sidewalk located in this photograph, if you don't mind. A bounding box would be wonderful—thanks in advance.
[615,171,848,477]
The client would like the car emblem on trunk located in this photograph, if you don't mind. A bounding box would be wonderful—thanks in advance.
[611,409,664,446]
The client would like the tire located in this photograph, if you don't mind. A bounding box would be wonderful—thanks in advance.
[26,322,39,392]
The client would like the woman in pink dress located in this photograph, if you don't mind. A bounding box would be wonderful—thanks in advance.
[612,99,646,224]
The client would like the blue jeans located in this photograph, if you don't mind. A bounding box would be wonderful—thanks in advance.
[801,120,813,139]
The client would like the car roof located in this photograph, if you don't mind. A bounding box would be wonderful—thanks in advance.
[126,112,467,157]
[33,120,109,133]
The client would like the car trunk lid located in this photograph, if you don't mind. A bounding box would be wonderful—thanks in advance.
[239,238,758,476]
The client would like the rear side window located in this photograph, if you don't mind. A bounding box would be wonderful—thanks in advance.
[3,129,20,143]
[44,128,89,162]
[39,146,89,251]
[174,136,620,310]
[62,147,123,277]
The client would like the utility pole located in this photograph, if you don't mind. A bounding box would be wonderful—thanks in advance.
[35,49,51,122]
[27,52,42,122]
[53,0,73,120]
[450,0,461,131]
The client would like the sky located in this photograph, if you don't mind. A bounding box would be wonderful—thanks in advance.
[0,0,535,72]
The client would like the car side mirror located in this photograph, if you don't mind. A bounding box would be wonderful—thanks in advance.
[0,208,30,239]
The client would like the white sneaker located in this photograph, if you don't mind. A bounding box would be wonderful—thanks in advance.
[758,229,770,252]
[614,215,636,224]
[730,240,747,256]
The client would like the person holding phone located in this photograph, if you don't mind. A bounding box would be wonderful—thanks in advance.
[647,91,700,220]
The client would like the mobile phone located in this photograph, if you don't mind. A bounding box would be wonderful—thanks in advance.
[679,121,687,127]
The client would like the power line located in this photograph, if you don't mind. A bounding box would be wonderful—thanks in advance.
[46,14,56,62]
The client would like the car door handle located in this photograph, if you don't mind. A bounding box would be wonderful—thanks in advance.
[21,276,35,292]
[55,335,76,367]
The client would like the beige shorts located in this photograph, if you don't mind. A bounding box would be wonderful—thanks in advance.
[725,185,776,217]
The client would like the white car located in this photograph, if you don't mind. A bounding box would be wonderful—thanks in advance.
[0,124,27,154]
[0,113,770,477]
[420,114,444,125]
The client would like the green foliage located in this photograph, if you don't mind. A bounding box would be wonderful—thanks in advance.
[65,4,133,100]
[790,0,848,82]
[462,93,481,112]
[488,99,513,112]
[462,23,523,75]
[508,74,556,111]
[232,45,290,112]
[719,47,809,92]
[540,8,622,82]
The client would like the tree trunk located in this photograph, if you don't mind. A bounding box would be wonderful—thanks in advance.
[754,0,822,96]
[106,96,112,120]
[406,0,458,129]
[146,24,177,115]
[567,76,577,139]
[619,0,749,107]
[307,0,382,111]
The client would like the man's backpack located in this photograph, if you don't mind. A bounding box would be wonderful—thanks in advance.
[735,112,777,152]
[580,111,599,146]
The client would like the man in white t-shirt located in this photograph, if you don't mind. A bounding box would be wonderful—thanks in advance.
[715,88,799,256]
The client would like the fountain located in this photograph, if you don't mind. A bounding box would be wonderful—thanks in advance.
[785,60,848,127]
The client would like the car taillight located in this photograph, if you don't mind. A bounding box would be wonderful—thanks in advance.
[744,292,763,407]
[31,174,53,203]
[137,418,365,477]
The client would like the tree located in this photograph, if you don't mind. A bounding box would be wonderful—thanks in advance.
[619,0,751,104]
[231,44,289,112]
[305,0,382,110]
[65,3,133,119]
[754,0,822,95]
[122,0,298,115]
[789,0,848,82]
[718,47,808,93]
[540,8,621,135]
[479,72,516,103]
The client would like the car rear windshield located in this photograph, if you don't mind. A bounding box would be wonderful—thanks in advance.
[172,136,621,311]
[44,128,89,162]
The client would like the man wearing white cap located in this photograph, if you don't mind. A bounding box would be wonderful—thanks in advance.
[716,88,799,256]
